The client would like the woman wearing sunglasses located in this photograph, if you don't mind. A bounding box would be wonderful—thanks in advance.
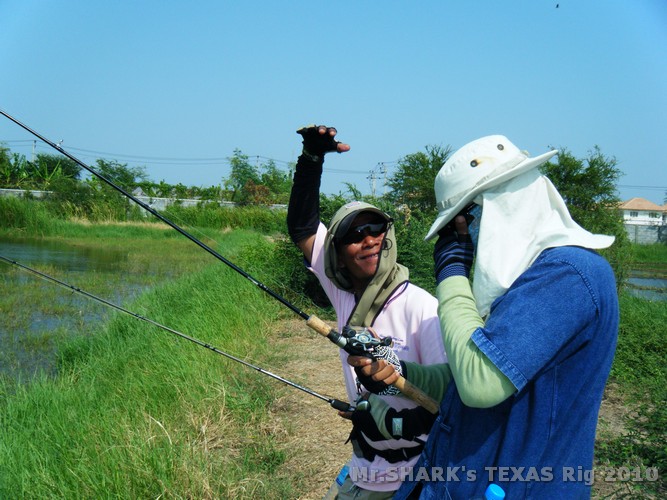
[287,125,447,500]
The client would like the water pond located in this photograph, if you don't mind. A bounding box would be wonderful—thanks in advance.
[0,235,185,383]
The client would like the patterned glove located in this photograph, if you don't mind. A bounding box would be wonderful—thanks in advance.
[351,394,438,441]
[433,224,474,284]
[296,125,341,161]
[354,344,403,397]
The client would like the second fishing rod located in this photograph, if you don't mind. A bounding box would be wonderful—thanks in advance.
[0,109,439,414]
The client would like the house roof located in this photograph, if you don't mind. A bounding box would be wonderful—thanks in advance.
[618,197,665,211]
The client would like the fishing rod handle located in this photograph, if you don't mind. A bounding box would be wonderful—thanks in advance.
[305,314,333,336]
[393,376,440,415]
[306,315,440,414]
[306,315,348,348]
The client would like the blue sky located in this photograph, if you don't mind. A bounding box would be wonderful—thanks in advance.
[1,1,666,205]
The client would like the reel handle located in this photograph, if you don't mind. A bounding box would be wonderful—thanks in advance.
[306,315,440,414]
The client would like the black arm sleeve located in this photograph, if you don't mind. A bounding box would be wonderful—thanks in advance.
[286,154,324,245]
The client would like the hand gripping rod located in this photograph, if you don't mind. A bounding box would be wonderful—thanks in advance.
[0,109,439,414]
[0,255,356,412]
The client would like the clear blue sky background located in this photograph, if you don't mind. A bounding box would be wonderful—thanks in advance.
[1,1,666,205]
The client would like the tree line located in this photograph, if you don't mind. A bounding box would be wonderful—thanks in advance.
[0,139,631,286]
[0,145,293,203]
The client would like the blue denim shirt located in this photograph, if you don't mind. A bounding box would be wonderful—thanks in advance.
[395,246,619,499]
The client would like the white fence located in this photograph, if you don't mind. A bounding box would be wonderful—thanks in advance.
[0,188,286,211]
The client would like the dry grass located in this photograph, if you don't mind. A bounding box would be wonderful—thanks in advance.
[264,319,352,499]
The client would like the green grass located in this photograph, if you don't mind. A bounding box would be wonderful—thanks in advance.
[631,243,667,265]
[594,291,667,490]
[0,230,298,498]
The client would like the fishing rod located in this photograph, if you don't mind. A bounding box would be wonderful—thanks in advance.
[0,109,439,414]
[0,254,360,413]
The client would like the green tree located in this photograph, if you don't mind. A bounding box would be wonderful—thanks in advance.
[222,152,294,205]
[540,146,632,286]
[197,185,222,201]
[0,147,20,187]
[172,182,190,199]
[0,143,10,185]
[93,159,149,190]
[260,160,292,204]
[223,150,260,204]
[80,159,148,220]
[136,181,158,197]
[155,180,173,198]
[386,145,452,212]
[33,153,81,181]
[0,147,31,189]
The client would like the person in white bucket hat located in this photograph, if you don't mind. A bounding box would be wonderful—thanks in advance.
[352,135,620,499]
[426,134,617,317]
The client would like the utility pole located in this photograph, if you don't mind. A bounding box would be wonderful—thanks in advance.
[367,170,377,197]
[379,162,387,195]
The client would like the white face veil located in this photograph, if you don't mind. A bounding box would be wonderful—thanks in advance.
[471,169,614,317]
[427,135,614,318]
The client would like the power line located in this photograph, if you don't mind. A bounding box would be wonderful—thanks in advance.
[2,139,378,179]
[618,184,666,191]
[9,139,662,193]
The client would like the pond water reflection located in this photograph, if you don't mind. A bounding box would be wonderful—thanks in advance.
[0,236,129,273]
[0,237,148,383]
[626,274,667,302]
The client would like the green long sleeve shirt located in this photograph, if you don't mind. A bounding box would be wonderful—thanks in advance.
[404,276,515,408]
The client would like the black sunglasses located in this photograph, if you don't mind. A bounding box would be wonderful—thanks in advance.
[338,221,389,245]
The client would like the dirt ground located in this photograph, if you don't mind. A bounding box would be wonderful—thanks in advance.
[267,319,352,499]
[265,319,650,500]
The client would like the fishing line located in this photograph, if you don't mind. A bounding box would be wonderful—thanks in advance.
[0,109,440,413]
[0,254,357,412]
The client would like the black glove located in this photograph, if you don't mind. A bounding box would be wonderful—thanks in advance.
[296,125,341,161]
[355,355,405,397]
[351,394,438,442]
[433,223,474,285]
[287,125,335,244]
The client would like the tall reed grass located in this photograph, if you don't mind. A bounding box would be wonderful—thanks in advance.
[0,195,68,235]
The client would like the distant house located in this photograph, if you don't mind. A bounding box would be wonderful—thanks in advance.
[619,197,666,244]
[618,198,665,225]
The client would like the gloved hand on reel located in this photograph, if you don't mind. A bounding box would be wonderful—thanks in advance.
[351,393,437,442]
[346,326,403,397]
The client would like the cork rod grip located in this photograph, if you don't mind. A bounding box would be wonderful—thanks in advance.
[305,315,333,337]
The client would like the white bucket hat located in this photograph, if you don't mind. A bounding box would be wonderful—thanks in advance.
[425,135,558,241]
